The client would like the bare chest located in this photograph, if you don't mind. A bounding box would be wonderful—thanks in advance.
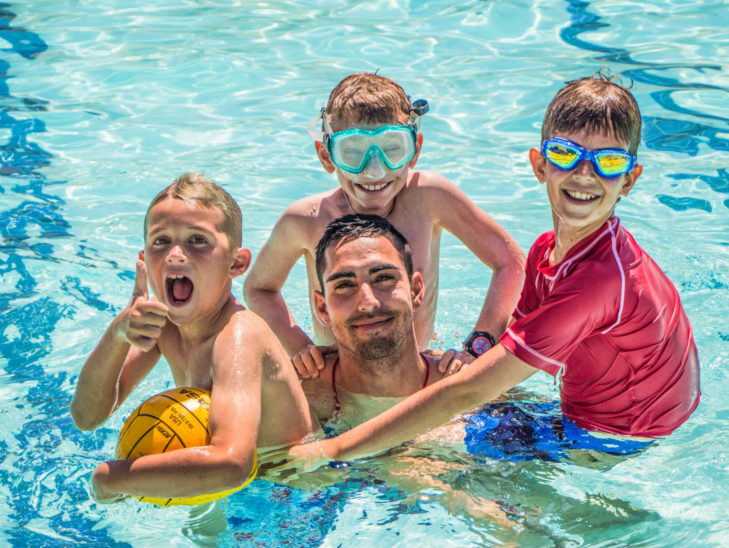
[159,334,215,390]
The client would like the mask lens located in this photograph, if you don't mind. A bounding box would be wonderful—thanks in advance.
[329,126,416,173]
[595,151,633,177]
[544,140,581,169]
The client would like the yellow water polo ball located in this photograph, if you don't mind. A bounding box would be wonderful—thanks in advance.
[115,386,256,506]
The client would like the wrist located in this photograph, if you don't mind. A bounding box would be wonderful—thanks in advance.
[463,330,496,358]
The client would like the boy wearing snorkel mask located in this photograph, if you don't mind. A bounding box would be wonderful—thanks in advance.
[287,74,701,467]
[244,72,525,378]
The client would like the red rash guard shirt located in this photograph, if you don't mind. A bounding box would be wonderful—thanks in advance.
[500,217,700,438]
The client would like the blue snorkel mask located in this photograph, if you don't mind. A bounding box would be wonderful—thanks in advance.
[307,98,429,174]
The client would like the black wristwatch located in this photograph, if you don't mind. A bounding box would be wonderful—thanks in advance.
[464,331,496,358]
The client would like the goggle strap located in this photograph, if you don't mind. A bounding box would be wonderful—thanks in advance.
[306,107,327,142]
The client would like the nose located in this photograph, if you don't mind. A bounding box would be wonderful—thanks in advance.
[574,158,597,177]
[362,153,386,180]
[356,282,380,312]
[165,244,187,263]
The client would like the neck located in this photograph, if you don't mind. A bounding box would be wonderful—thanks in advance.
[550,212,613,265]
[336,337,425,398]
[176,291,238,344]
[342,191,397,218]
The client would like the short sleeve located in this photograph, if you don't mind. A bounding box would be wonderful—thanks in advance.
[501,264,621,376]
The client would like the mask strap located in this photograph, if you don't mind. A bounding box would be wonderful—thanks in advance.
[307,107,329,142]
[408,98,429,130]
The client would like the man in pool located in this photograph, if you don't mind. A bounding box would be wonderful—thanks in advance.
[301,213,456,430]
[244,72,524,379]
[289,74,701,466]
[70,173,319,502]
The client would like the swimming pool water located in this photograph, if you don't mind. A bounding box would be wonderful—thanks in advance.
[2,0,728,545]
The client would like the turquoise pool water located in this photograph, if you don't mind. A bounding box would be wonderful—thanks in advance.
[2,0,728,545]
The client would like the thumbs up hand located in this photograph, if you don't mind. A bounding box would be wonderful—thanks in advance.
[114,259,169,351]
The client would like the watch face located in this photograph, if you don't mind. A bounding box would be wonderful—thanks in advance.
[472,336,492,355]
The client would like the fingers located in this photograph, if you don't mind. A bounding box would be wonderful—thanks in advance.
[436,349,474,376]
[292,344,334,379]
[133,259,149,300]
[292,345,321,379]
[437,349,457,374]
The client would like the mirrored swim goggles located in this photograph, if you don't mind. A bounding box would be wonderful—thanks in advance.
[308,98,429,174]
[541,137,636,179]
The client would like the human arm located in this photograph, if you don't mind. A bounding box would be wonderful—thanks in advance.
[427,174,525,338]
[291,344,537,465]
[243,208,318,358]
[90,314,261,502]
[70,260,167,431]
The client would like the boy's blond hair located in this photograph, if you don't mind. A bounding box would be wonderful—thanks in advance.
[541,73,642,156]
[326,73,411,132]
[144,172,242,246]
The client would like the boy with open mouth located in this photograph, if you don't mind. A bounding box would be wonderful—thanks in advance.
[71,173,319,503]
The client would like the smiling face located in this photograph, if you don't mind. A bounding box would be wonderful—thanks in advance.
[530,129,643,244]
[314,235,423,360]
[316,119,422,216]
[144,198,250,326]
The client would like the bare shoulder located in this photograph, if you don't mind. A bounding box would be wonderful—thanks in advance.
[279,189,347,226]
[218,305,281,353]
[406,169,470,199]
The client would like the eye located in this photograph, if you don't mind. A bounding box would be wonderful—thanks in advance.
[189,234,208,245]
[152,236,170,246]
[374,272,396,284]
[332,280,356,292]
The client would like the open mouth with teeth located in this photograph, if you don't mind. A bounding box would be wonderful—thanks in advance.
[166,274,194,306]
[355,181,391,192]
[563,189,599,202]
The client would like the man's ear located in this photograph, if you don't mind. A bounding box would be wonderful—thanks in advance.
[619,163,643,197]
[229,247,252,278]
[315,141,336,174]
[313,290,331,326]
[410,271,424,309]
[408,132,424,168]
[529,147,547,184]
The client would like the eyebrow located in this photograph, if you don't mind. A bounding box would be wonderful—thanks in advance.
[325,263,400,283]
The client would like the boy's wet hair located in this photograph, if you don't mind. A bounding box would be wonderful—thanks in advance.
[144,172,242,246]
[542,72,642,156]
[315,213,413,289]
[326,73,411,132]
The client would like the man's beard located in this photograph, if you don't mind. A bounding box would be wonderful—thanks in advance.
[344,312,409,361]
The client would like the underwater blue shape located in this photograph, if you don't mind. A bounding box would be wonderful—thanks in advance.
[668,169,729,195]
[60,276,118,314]
[0,200,71,241]
[0,3,48,59]
[656,195,712,213]
[651,90,729,124]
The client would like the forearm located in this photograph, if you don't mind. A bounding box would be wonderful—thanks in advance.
[244,287,312,356]
[93,446,256,500]
[472,258,525,337]
[324,346,534,461]
[71,319,130,430]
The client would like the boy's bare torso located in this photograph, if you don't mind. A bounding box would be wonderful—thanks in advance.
[158,298,318,448]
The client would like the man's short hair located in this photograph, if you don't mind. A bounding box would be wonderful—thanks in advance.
[541,72,642,156]
[326,72,411,132]
[315,214,413,289]
[143,172,242,246]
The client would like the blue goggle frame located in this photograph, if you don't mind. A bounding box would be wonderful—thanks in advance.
[542,137,636,179]
[325,125,418,174]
